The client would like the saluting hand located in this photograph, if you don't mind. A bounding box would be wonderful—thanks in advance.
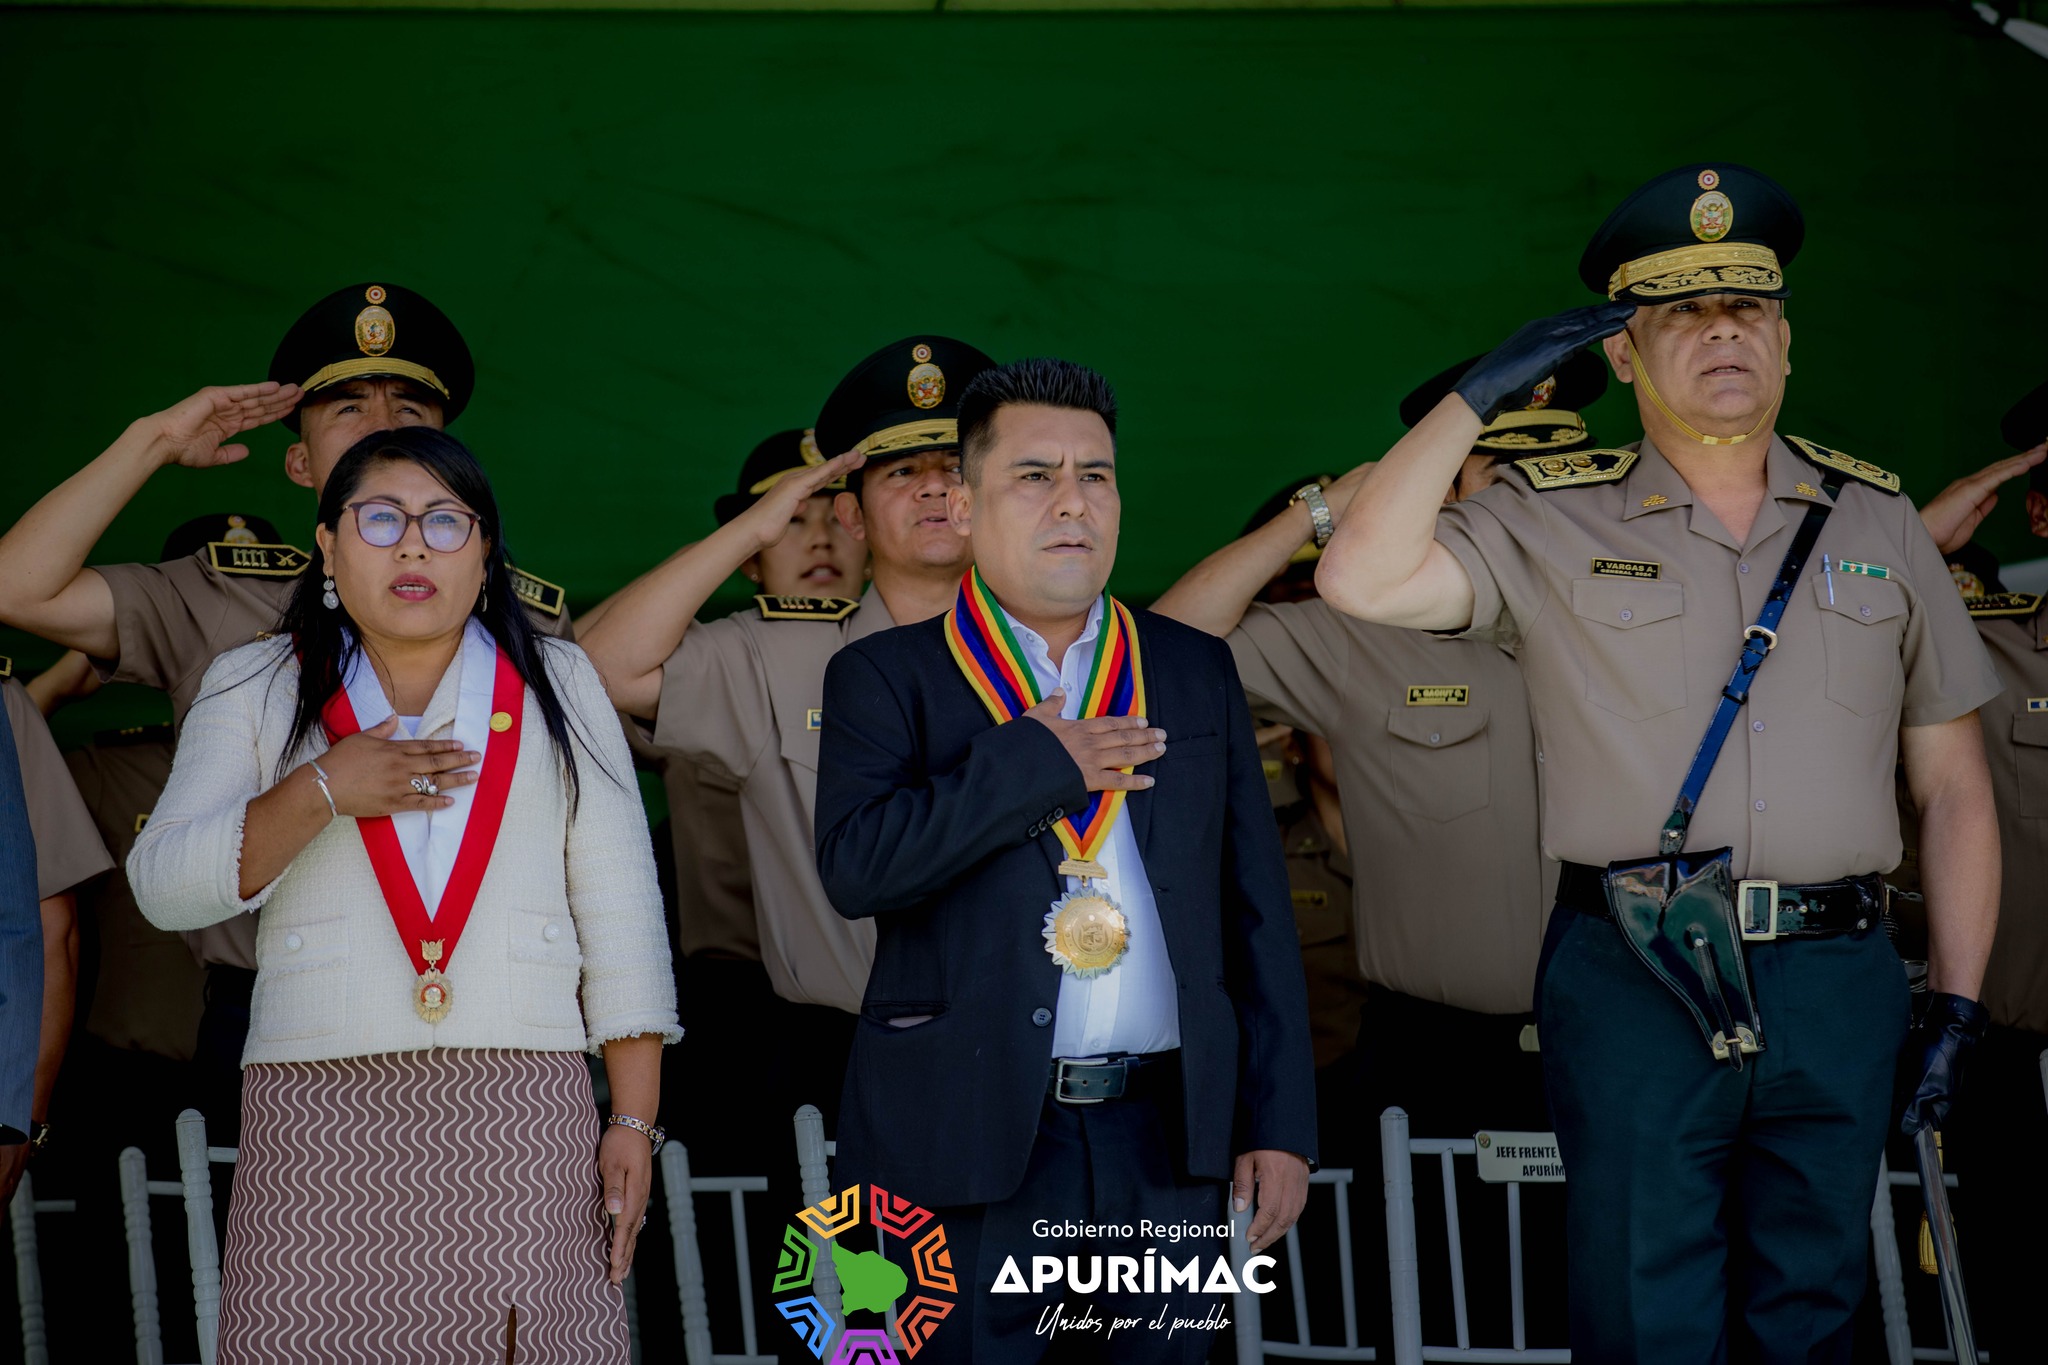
[146,382,303,471]
[1025,690,1163,792]
[737,450,866,554]
[311,716,480,817]
[1918,444,2047,554]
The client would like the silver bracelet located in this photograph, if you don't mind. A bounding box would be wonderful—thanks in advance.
[308,760,338,819]
[606,1112,666,1155]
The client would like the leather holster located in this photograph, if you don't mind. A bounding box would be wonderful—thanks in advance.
[1603,847,1766,1069]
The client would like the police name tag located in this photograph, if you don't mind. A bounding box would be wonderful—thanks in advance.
[1405,685,1469,706]
[1591,557,1661,580]
[1474,1131,1566,1183]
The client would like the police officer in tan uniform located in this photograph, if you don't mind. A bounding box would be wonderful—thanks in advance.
[582,337,996,1134]
[0,289,571,1138]
[1319,164,2003,1362]
[0,662,113,1169]
[1155,361,1596,1350]
[1906,387,2048,1361]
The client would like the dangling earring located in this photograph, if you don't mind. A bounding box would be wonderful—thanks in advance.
[321,576,339,611]
[477,587,489,616]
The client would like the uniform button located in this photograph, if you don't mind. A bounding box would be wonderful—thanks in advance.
[1030,1007,1052,1027]
[1428,732,1441,744]
[543,922,562,942]
[1619,609,1633,622]
[1754,799,1767,812]
[1752,720,1765,732]
[1739,563,1751,575]
[285,933,303,951]
[1053,807,1065,819]
[1860,605,1872,618]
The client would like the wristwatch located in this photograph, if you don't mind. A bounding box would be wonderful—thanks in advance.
[1288,483,1334,549]
[607,1113,666,1155]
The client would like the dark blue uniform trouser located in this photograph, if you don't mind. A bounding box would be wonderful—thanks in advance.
[1535,904,1909,1365]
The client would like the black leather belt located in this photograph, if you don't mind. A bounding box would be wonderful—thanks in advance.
[1558,861,1884,941]
[1047,1050,1178,1104]
[204,964,257,1008]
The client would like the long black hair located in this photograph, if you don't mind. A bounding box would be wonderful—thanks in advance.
[273,427,593,807]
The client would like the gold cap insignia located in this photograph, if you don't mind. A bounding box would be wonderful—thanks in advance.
[1691,190,1734,243]
[1950,564,1986,600]
[364,284,387,304]
[222,514,259,545]
[489,711,513,732]
[800,428,823,465]
[1528,375,1556,411]
[907,358,946,410]
[355,304,395,357]
[1697,168,1720,191]
[912,344,933,363]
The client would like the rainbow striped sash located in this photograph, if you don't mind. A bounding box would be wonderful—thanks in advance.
[943,566,1146,867]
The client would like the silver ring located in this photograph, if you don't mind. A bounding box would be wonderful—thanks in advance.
[410,775,440,797]
[637,1215,647,1231]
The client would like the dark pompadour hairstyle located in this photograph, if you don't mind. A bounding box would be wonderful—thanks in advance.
[957,358,1118,483]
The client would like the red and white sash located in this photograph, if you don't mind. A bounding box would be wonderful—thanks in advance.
[320,621,524,979]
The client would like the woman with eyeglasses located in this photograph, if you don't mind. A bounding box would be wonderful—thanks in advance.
[130,427,677,1363]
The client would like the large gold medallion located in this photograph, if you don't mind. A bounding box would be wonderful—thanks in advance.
[1044,887,1129,978]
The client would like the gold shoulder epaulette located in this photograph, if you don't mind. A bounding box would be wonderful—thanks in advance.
[1512,448,1638,490]
[1785,436,1901,494]
[206,542,312,577]
[506,565,566,618]
[1966,591,2043,619]
[755,594,861,622]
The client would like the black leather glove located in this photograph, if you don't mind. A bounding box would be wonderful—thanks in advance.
[1899,991,1990,1136]
[1453,301,1637,423]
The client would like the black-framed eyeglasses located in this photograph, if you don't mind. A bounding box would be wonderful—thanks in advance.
[343,501,483,554]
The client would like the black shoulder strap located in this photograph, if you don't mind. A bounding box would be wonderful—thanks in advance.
[1658,470,1846,855]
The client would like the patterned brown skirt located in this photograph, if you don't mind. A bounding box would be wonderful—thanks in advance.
[219,1048,628,1364]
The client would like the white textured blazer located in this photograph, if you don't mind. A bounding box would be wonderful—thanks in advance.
[130,635,681,1066]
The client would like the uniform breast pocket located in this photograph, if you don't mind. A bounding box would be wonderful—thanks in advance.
[507,909,586,1031]
[2013,713,2048,819]
[1814,576,1907,717]
[251,915,347,1043]
[1570,579,1687,720]
[1384,705,1491,822]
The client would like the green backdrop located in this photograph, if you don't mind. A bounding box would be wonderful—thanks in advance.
[4,1,2044,742]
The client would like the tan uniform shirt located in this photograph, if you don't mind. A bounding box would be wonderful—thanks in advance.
[94,549,573,968]
[663,756,760,962]
[1967,593,2048,1033]
[1276,800,1368,1068]
[3,674,113,900]
[1436,436,2001,880]
[1231,602,1552,1014]
[651,587,893,1013]
[64,729,204,1060]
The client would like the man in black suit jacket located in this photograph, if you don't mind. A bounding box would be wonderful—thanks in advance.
[815,358,1317,1364]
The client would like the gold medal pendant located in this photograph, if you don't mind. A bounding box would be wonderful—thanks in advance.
[415,939,452,1022]
[1044,883,1129,979]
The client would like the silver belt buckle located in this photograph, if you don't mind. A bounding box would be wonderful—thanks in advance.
[1053,1055,1113,1105]
[1738,879,1780,942]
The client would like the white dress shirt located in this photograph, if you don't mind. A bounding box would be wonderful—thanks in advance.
[998,599,1182,1059]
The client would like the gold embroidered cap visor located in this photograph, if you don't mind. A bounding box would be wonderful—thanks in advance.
[812,334,998,497]
[1578,162,1803,306]
[714,427,844,524]
[1399,349,1607,460]
[268,281,475,431]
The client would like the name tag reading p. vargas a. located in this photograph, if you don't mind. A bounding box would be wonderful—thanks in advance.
[1475,1131,1566,1184]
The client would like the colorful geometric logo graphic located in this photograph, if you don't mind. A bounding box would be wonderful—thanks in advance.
[771,1185,958,1360]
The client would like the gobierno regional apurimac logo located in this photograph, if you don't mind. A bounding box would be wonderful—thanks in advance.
[772,1184,957,1362]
